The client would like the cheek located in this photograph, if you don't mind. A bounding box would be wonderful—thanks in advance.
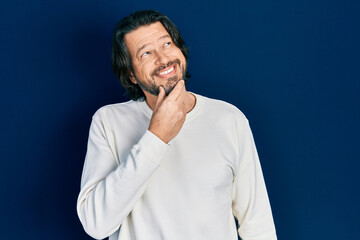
[135,62,152,77]
[167,47,183,58]
[168,49,186,66]
[179,52,186,68]
[176,50,186,64]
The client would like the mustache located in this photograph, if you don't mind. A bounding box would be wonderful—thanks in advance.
[152,59,181,76]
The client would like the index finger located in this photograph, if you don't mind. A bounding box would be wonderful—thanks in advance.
[167,79,185,101]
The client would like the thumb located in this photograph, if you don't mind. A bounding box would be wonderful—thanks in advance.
[155,86,166,109]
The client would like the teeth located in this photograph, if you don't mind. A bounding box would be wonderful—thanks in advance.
[158,66,174,75]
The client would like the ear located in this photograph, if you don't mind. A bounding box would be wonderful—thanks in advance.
[129,71,137,84]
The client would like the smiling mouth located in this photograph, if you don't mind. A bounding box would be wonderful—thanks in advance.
[155,64,176,77]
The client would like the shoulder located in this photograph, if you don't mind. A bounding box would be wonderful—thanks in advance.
[195,93,249,126]
[92,100,141,121]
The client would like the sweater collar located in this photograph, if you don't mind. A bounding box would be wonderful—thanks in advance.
[137,92,203,123]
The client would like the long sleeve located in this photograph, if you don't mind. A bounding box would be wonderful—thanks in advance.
[232,119,277,240]
[76,113,169,239]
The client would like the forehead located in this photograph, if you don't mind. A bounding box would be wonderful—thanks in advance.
[125,22,170,53]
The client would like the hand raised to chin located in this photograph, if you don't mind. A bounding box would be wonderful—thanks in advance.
[148,80,187,144]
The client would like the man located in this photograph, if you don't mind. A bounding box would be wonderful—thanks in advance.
[77,10,277,240]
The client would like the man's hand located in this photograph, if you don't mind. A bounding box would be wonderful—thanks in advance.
[148,80,187,144]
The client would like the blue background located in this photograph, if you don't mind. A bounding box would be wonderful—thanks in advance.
[1,0,359,239]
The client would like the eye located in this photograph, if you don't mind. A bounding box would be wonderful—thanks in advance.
[141,51,150,58]
[164,42,171,47]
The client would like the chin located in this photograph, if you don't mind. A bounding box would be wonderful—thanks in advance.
[163,75,181,95]
[163,85,175,96]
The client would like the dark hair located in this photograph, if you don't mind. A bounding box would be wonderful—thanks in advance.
[111,10,190,101]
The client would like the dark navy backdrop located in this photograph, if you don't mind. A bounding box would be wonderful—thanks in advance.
[1,0,359,239]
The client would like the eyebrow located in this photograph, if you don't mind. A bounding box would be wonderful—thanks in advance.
[135,34,172,58]
[158,34,171,41]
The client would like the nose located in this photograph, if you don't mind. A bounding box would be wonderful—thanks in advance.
[154,50,169,66]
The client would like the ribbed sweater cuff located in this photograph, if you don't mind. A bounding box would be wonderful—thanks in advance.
[134,130,170,165]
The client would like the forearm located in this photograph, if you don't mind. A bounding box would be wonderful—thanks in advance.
[77,130,168,239]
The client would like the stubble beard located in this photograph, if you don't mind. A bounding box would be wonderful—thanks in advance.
[135,59,187,97]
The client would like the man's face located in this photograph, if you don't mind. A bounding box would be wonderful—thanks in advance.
[125,22,187,96]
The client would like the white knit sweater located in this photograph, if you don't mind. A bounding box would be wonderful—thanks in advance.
[77,93,277,240]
